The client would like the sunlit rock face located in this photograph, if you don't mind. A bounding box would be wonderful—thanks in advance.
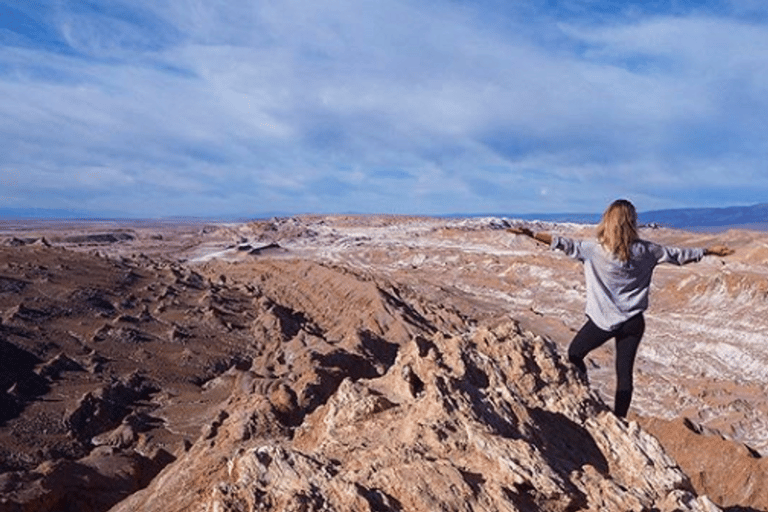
[1,215,766,511]
[114,322,715,512]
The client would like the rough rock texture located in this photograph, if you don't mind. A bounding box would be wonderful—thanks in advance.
[640,416,768,511]
[0,446,172,512]
[113,322,718,512]
[0,216,766,511]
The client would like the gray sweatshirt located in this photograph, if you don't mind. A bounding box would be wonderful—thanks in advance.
[551,236,705,331]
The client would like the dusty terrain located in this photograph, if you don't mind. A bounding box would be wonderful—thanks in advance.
[0,215,766,511]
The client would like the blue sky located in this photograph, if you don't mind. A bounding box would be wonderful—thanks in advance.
[2,0,768,217]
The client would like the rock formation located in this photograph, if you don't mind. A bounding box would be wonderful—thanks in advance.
[112,322,718,512]
[0,215,766,511]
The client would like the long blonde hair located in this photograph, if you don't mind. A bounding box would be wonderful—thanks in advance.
[597,199,638,262]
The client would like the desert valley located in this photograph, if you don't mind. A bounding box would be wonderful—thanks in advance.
[1,214,768,511]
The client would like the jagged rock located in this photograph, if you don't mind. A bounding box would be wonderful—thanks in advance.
[0,446,173,512]
[110,323,721,512]
[3,216,768,512]
[248,242,285,255]
[267,381,301,426]
[91,412,159,449]
[5,237,39,246]
[641,416,768,510]
[62,233,135,244]
[65,373,156,444]
[37,353,84,379]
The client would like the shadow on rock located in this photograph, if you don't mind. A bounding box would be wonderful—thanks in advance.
[301,349,384,416]
[269,301,323,340]
[0,447,174,512]
[65,373,158,445]
[360,330,399,369]
[0,339,49,425]
[530,408,609,476]
[355,483,404,512]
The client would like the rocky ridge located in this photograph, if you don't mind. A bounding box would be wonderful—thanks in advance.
[113,322,717,512]
[0,215,766,511]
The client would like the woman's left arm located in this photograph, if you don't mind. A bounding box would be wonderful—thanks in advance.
[658,243,734,265]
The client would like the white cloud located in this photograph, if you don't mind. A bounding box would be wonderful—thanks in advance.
[2,0,768,216]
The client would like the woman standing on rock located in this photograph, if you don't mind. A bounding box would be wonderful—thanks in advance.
[509,199,733,418]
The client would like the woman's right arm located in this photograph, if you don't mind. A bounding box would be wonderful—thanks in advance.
[506,227,552,245]
[507,227,588,261]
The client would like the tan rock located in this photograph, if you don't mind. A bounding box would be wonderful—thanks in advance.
[3,216,767,511]
[112,323,719,512]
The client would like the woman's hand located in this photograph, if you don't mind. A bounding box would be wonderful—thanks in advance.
[705,245,734,257]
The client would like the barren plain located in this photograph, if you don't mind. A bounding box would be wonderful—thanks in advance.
[1,215,767,511]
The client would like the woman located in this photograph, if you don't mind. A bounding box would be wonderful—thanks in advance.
[509,199,733,418]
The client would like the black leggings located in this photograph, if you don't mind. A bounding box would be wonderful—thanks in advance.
[567,314,645,417]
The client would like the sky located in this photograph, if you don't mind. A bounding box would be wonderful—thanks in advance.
[1,0,768,218]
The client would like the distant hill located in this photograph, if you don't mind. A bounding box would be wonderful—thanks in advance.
[0,208,127,220]
[638,203,768,229]
[0,207,292,222]
[2,204,766,230]
[509,203,768,231]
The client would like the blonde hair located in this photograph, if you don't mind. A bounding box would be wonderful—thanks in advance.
[597,199,638,262]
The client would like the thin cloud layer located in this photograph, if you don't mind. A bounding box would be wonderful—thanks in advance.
[1,0,766,217]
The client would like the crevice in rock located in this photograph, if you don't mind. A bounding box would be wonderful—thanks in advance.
[0,339,47,425]
[529,408,609,478]
[355,483,404,512]
[462,351,490,389]
[360,330,399,369]
[403,365,425,399]
[459,469,485,496]
[380,288,435,334]
[452,375,519,439]
[267,301,323,340]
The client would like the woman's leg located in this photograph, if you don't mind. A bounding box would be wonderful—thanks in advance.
[567,317,614,375]
[613,314,645,417]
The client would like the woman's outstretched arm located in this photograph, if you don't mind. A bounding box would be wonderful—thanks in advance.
[507,227,552,245]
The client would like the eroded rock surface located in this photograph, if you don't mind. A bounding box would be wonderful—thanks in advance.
[112,323,718,512]
[0,216,765,511]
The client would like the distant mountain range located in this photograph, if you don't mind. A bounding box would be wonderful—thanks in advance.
[511,203,768,230]
[2,204,767,230]
[0,208,275,223]
[0,207,127,220]
[637,203,768,229]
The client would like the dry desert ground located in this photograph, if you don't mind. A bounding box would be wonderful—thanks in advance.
[1,215,768,511]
